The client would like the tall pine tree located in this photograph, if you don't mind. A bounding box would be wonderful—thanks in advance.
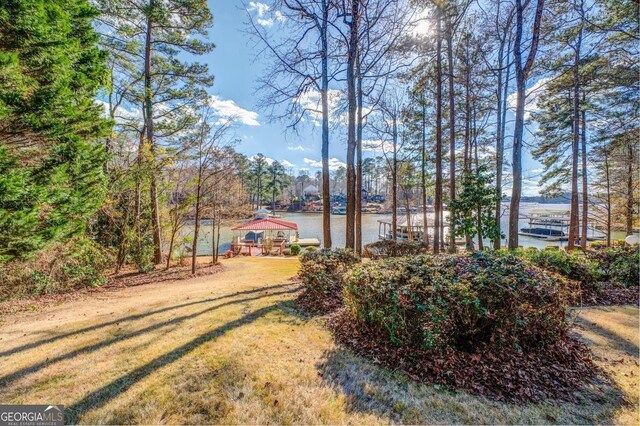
[0,0,110,261]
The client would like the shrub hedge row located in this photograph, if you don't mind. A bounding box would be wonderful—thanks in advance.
[512,246,639,289]
[586,247,639,287]
[363,240,430,260]
[343,252,575,352]
[296,248,360,314]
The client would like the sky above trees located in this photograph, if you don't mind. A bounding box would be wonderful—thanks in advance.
[194,0,544,195]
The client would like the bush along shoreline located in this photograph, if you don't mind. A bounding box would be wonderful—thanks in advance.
[511,247,639,306]
[296,245,639,402]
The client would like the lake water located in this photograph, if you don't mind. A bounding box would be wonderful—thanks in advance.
[183,203,626,255]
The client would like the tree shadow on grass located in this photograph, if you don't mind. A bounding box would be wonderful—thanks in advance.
[316,347,460,424]
[64,302,288,424]
[316,346,630,425]
[0,283,296,358]
[573,316,639,358]
[0,286,300,387]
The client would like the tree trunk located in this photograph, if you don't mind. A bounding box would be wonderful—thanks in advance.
[626,141,635,236]
[446,17,456,253]
[474,114,483,251]
[212,191,217,264]
[509,0,545,249]
[464,39,473,250]
[134,126,144,261]
[580,100,588,247]
[440,204,445,251]
[211,191,220,265]
[191,211,200,274]
[604,148,611,246]
[392,116,398,241]
[166,229,176,270]
[494,31,505,249]
[144,1,162,264]
[149,176,162,263]
[496,35,512,249]
[421,99,429,248]
[464,46,471,175]
[321,0,332,248]
[434,7,443,254]
[191,179,202,275]
[508,76,525,250]
[345,0,359,249]
[215,216,221,264]
[474,105,479,170]
[568,25,582,251]
[355,61,363,254]
[477,206,484,250]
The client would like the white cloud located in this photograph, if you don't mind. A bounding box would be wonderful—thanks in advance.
[507,77,550,120]
[287,145,306,151]
[293,89,343,125]
[209,95,260,126]
[303,157,346,171]
[362,139,394,153]
[96,100,142,123]
[247,2,286,27]
[281,160,295,168]
[247,1,269,15]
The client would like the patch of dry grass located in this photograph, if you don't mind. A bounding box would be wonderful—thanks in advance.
[571,306,640,425]
[0,257,637,424]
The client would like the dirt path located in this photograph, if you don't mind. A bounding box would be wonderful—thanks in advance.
[0,257,638,425]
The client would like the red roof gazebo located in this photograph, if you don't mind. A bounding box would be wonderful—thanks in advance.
[230,217,299,256]
[231,217,298,232]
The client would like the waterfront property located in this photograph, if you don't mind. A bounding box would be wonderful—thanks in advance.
[519,209,606,242]
[377,212,466,245]
[229,217,319,256]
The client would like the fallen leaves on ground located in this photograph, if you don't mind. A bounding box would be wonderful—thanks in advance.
[581,285,639,307]
[327,307,600,404]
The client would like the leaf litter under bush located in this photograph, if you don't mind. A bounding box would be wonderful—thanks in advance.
[329,252,599,402]
[328,309,597,403]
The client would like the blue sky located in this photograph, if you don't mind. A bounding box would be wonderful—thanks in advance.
[205,0,544,195]
[207,1,332,175]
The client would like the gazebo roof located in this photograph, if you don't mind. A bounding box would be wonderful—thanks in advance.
[231,217,298,231]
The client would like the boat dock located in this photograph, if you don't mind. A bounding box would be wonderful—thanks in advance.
[519,209,605,242]
[296,238,321,247]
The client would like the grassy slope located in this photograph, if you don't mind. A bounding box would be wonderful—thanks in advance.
[0,257,637,425]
